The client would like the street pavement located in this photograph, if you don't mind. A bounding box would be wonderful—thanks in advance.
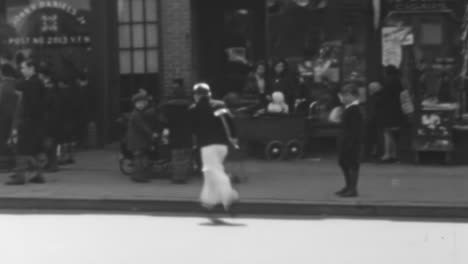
[0,211,467,264]
[0,148,467,217]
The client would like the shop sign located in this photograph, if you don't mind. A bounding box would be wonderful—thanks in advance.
[7,35,91,46]
[6,1,90,47]
[387,0,452,10]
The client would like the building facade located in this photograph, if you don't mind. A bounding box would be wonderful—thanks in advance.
[1,0,467,147]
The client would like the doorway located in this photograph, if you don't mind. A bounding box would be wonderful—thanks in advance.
[192,0,266,98]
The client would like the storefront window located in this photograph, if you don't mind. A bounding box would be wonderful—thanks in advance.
[117,0,159,75]
[267,0,368,122]
[117,0,160,111]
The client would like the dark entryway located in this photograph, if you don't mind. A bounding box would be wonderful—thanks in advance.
[192,0,266,98]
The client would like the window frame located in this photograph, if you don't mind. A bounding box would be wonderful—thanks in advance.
[118,0,160,74]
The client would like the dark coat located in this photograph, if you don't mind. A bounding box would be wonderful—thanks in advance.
[338,104,363,156]
[43,82,60,138]
[15,75,46,156]
[270,72,297,110]
[56,85,83,143]
[243,73,268,105]
[162,98,192,149]
[126,106,161,152]
[379,78,404,129]
[0,78,19,155]
[189,98,237,148]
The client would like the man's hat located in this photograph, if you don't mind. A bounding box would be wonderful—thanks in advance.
[132,91,151,103]
[193,82,211,96]
[193,82,210,91]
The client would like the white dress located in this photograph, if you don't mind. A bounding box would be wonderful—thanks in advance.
[199,144,239,209]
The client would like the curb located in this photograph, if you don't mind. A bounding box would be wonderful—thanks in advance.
[1,198,468,219]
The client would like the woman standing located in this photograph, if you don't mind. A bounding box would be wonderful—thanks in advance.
[0,64,20,167]
[379,65,404,162]
[243,61,268,106]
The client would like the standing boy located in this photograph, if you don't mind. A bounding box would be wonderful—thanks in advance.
[126,91,161,183]
[336,83,363,198]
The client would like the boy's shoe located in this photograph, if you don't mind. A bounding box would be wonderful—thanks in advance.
[335,187,349,196]
[5,174,26,185]
[338,189,358,198]
[29,173,46,184]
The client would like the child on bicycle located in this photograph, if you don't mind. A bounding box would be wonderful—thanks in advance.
[126,90,166,183]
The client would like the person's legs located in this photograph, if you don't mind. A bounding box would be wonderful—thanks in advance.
[29,154,45,183]
[381,129,393,160]
[69,141,76,163]
[200,145,221,208]
[214,146,239,210]
[200,145,239,210]
[44,137,59,172]
[389,128,400,159]
[339,152,360,197]
[131,150,150,183]
[348,155,361,192]
[336,153,350,194]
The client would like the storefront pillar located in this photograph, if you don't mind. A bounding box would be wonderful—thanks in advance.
[160,0,194,96]
[89,0,119,146]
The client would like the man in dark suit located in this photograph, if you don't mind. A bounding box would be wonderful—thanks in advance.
[6,60,46,185]
[336,83,363,198]
[0,64,20,169]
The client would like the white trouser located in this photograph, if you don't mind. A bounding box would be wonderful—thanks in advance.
[200,144,239,209]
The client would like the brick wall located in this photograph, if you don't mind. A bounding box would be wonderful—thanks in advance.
[160,0,193,97]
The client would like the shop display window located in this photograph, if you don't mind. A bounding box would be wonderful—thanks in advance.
[264,0,368,122]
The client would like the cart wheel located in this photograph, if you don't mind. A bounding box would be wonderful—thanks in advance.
[286,139,304,160]
[119,158,136,175]
[264,141,285,160]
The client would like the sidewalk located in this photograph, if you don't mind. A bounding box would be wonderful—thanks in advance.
[0,149,468,218]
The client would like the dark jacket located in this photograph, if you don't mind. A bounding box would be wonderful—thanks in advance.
[15,75,46,155]
[190,97,237,148]
[162,98,192,149]
[0,78,19,154]
[57,85,78,142]
[244,72,268,104]
[43,81,60,137]
[0,78,18,120]
[380,77,404,128]
[126,106,161,152]
[338,104,363,154]
[271,72,297,110]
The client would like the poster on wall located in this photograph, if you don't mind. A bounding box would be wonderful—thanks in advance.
[6,1,90,47]
[382,26,413,67]
[1,0,92,81]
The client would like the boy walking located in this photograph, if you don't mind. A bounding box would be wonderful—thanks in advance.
[336,83,363,198]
